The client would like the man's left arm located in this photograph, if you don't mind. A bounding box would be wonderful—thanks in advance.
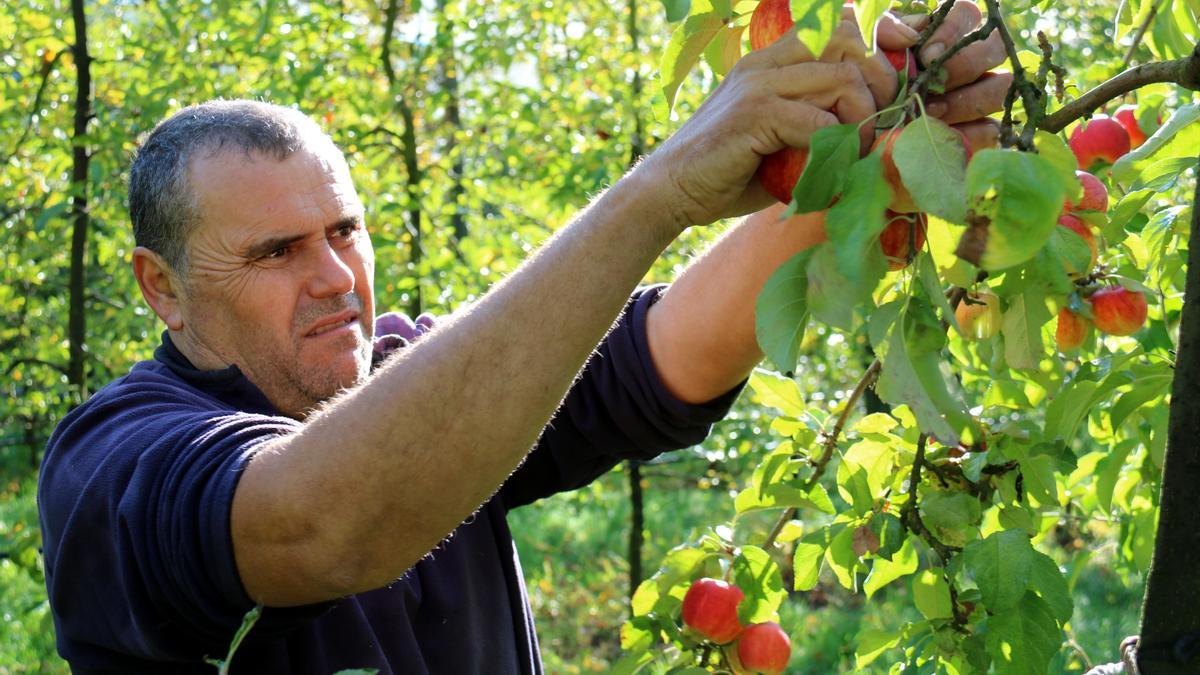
[646,203,824,404]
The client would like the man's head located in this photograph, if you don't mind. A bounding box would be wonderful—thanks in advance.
[130,100,375,418]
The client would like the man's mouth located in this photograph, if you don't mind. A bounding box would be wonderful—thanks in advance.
[306,310,359,337]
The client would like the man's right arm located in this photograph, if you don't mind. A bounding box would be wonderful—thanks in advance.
[229,35,878,608]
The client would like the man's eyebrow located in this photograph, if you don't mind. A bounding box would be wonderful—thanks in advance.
[243,234,307,259]
[242,217,363,259]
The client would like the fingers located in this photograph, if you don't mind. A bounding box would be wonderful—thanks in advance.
[924,71,1012,125]
[767,61,876,148]
[875,12,922,51]
[919,0,983,65]
[860,50,900,109]
[937,31,1007,89]
[953,119,1001,153]
[765,99,841,152]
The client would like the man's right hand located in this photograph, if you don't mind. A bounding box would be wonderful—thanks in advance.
[640,28,877,230]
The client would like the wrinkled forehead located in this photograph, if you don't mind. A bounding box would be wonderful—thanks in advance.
[187,138,364,238]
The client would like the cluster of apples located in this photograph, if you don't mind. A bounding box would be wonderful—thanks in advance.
[749,0,961,271]
[952,135,1151,350]
[681,578,792,673]
[1068,104,1156,171]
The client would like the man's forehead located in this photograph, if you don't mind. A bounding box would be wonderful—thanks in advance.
[189,141,363,227]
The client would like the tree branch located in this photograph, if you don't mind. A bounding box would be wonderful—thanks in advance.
[762,359,882,550]
[1,49,65,167]
[1041,44,1200,133]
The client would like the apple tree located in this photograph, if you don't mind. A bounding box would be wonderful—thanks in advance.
[619,0,1200,672]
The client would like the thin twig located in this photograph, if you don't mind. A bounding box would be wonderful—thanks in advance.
[900,434,958,562]
[1122,0,1163,69]
[2,50,65,167]
[916,0,958,48]
[762,359,883,550]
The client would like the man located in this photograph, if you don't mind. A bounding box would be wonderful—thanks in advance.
[38,5,1007,672]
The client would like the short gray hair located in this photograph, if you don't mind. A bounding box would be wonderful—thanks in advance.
[128,99,331,273]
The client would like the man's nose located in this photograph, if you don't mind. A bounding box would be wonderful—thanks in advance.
[307,241,356,298]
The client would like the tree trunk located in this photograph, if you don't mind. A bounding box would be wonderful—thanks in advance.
[68,0,92,400]
[625,0,648,605]
[381,0,423,319]
[628,460,645,601]
[436,0,467,257]
[1136,162,1200,673]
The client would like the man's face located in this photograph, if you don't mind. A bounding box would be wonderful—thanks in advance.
[176,139,375,417]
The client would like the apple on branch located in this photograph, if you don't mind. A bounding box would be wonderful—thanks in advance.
[1064,170,1109,213]
[1057,213,1099,275]
[733,621,792,674]
[1087,286,1149,336]
[1055,307,1090,351]
[955,291,1001,340]
[681,578,745,644]
[1113,104,1160,149]
[879,211,928,270]
[1069,115,1131,171]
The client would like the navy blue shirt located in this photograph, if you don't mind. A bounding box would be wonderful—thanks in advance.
[38,285,745,673]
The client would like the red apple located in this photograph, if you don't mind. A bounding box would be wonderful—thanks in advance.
[1068,115,1131,170]
[872,127,917,213]
[1088,286,1148,336]
[954,291,1001,340]
[749,0,792,50]
[1064,170,1108,213]
[1055,308,1089,351]
[872,126,971,214]
[1057,214,1098,274]
[756,147,809,204]
[883,48,918,81]
[681,578,745,644]
[879,211,928,270]
[1113,104,1150,148]
[736,622,792,674]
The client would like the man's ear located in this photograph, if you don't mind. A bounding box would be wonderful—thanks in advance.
[132,247,186,331]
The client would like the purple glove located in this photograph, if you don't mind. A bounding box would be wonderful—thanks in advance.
[375,312,419,341]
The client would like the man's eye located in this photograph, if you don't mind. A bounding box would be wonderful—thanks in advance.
[265,246,289,259]
[337,224,357,239]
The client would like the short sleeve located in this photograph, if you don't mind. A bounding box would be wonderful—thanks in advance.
[499,284,747,509]
[38,376,332,665]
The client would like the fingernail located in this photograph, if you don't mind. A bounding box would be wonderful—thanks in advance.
[922,42,946,64]
[895,22,920,42]
[926,102,949,118]
[899,14,927,29]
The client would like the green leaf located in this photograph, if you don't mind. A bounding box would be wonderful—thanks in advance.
[985,592,1063,675]
[786,124,862,214]
[703,23,745,76]
[1033,131,1082,204]
[876,302,973,445]
[913,569,953,620]
[853,0,894,52]
[807,243,883,330]
[919,491,981,548]
[853,412,898,435]
[660,5,728,112]
[871,512,906,560]
[1111,373,1172,431]
[864,537,918,598]
[1021,454,1059,508]
[755,250,815,372]
[824,152,892,281]
[748,369,806,416]
[855,628,901,670]
[1028,551,1073,624]
[836,440,896,514]
[733,546,787,623]
[1112,102,1200,182]
[793,531,827,591]
[964,529,1034,612]
[959,150,1066,271]
[1000,291,1051,370]
[826,524,860,590]
[791,0,843,57]
[736,481,836,515]
[1096,440,1137,513]
[662,0,692,22]
[916,253,958,333]
[894,116,970,224]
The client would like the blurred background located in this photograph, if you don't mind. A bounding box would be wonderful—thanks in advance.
[0,0,1178,671]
